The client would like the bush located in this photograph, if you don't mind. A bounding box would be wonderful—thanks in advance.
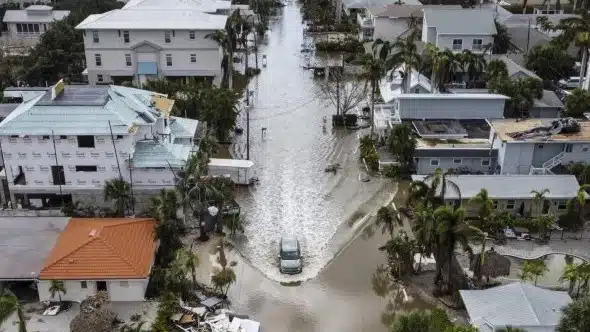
[364,150,380,172]
[246,67,261,77]
[315,39,364,53]
[332,113,358,126]
[306,23,359,34]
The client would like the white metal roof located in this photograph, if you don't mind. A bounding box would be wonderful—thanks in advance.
[123,0,231,11]
[395,93,509,100]
[460,282,571,331]
[411,174,583,200]
[2,8,70,23]
[209,158,254,168]
[423,8,497,35]
[379,66,432,103]
[75,9,228,30]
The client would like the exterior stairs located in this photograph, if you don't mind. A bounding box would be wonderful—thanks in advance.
[529,150,566,175]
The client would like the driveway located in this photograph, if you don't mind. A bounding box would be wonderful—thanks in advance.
[25,303,80,332]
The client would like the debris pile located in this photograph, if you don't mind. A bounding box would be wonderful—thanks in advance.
[507,118,580,140]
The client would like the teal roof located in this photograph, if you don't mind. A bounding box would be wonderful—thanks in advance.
[0,85,166,135]
[170,116,198,138]
[131,140,193,168]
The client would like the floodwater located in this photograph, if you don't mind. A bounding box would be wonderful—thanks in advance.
[230,1,393,282]
[507,254,586,287]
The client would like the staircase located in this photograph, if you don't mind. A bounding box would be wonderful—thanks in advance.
[542,150,566,169]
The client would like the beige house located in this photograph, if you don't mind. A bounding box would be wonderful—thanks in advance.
[411,174,585,217]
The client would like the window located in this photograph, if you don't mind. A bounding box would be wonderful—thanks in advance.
[166,54,172,66]
[430,159,439,166]
[190,53,196,63]
[506,200,515,210]
[125,53,132,67]
[116,135,124,139]
[77,135,95,148]
[92,30,99,43]
[452,39,463,50]
[164,31,171,43]
[94,53,102,67]
[414,87,420,93]
[453,158,462,164]
[80,281,87,289]
[565,143,574,153]
[481,158,490,166]
[123,30,130,43]
[584,147,589,152]
[75,165,97,172]
[120,281,129,288]
[16,23,22,33]
[493,200,498,209]
[189,30,195,39]
[97,74,103,82]
[51,165,65,185]
[22,23,28,33]
[42,135,50,140]
[43,24,47,32]
[472,38,483,50]
[558,200,568,210]
[9,135,18,138]
[59,135,67,139]
[538,144,544,149]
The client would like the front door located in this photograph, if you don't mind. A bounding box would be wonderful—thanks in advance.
[96,281,107,294]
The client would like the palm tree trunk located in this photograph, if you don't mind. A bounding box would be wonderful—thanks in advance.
[534,275,538,286]
[228,44,234,90]
[579,47,588,89]
[447,243,454,292]
[17,305,26,332]
[253,29,259,70]
[569,278,576,295]
[370,80,375,137]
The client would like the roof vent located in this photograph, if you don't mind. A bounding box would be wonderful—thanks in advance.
[89,229,97,237]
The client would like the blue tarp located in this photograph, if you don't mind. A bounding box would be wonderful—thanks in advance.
[137,62,158,75]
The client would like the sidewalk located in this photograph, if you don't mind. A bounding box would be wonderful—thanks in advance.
[487,230,590,261]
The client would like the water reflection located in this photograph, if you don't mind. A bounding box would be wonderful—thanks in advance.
[507,254,586,287]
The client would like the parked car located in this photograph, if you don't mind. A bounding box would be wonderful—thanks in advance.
[279,236,302,274]
[558,76,583,89]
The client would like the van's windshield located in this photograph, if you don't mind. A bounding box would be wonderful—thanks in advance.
[281,250,299,260]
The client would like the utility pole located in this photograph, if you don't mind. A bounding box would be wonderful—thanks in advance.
[246,88,250,160]
[526,19,531,54]
[336,70,340,116]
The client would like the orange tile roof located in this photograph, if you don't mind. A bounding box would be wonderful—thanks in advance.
[39,218,157,280]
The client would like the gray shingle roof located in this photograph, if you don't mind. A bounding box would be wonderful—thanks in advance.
[460,282,571,331]
[422,8,496,35]
[410,174,582,199]
[535,90,564,108]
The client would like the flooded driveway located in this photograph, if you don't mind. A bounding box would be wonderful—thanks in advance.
[231,2,393,282]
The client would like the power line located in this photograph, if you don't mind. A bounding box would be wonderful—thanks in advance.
[249,97,321,121]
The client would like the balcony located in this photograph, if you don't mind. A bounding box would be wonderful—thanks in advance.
[357,13,374,28]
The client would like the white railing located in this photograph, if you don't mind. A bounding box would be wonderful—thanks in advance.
[542,150,566,169]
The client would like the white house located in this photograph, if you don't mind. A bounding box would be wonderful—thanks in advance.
[490,118,590,175]
[421,8,496,53]
[0,80,198,211]
[2,5,69,46]
[37,217,157,302]
[75,0,230,86]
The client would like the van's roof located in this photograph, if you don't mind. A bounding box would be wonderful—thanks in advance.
[281,237,298,251]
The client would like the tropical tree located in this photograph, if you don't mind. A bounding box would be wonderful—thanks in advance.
[226,213,246,236]
[561,263,581,295]
[176,246,199,289]
[459,50,487,84]
[205,30,231,87]
[391,309,453,332]
[553,11,590,89]
[49,280,67,304]
[376,205,401,238]
[103,178,133,217]
[497,328,530,332]
[571,185,590,239]
[0,295,26,332]
[435,205,471,292]
[419,168,461,207]
[488,77,543,118]
[211,240,236,296]
[469,188,495,231]
[150,189,180,223]
[360,52,386,137]
[383,32,422,93]
[119,322,146,332]
[388,123,416,174]
[520,259,549,285]
[412,203,437,272]
[532,214,556,242]
[525,44,575,81]
[565,89,590,118]
[556,295,590,332]
[493,19,511,54]
[151,190,185,268]
[486,59,509,82]
[425,44,456,92]
[379,231,416,279]
[531,188,551,216]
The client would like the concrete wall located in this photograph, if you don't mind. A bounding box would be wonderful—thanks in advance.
[397,97,504,119]
[38,279,148,302]
[436,34,494,53]
[82,29,222,85]
[415,156,495,175]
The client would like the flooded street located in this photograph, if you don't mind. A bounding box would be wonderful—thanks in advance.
[231,1,393,282]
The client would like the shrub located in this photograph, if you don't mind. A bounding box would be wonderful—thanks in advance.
[315,39,364,53]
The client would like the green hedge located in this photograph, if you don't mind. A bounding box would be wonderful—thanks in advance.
[316,39,364,53]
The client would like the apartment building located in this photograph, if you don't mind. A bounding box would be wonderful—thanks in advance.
[75,0,230,86]
[421,8,496,53]
[490,118,590,175]
[0,80,198,211]
[2,5,69,46]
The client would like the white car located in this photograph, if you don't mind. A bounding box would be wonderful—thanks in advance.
[559,76,583,89]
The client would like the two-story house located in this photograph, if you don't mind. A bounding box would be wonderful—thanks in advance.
[75,0,230,86]
[2,5,69,47]
[421,8,496,53]
[0,80,198,211]
[490,118,590,175]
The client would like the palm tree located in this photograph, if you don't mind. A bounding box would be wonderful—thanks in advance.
[388,123,416,173]
[176,246,199,289]
[385,31,421,93]
[205,30,231,87]
[360,52,386,137]
[425,44,456,92]
[557,295,590,332]
[411,203,437,272]
[426,168,461,207]
[532,214,556,241]
[555,10,590,89]
[211,240,236,297]
[469,188,495,231]
[493,19,511,54]
[520,259,549,285]
[151,190,185,268]
[434,205,471,292]
[376,205,402,238]
[379,231,416,279]
[120,322,146,332]
[48,280,66,304]
[571,185,590,239]
[0,295,26,332]
[469,226,493,285]
[561,263,580,295]
[486,58,509,82]
[530,188,550,216]
[103,178,133,217]
[150,189,180,223]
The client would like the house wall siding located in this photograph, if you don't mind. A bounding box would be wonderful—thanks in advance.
[373,17,410,41]
[38,279,148,302]
[415,156,495,174]
[454,198,569,217]
[529,107,560,118]
[436,34,494,53]
[498,143,535,174]
[531,143,564,167]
